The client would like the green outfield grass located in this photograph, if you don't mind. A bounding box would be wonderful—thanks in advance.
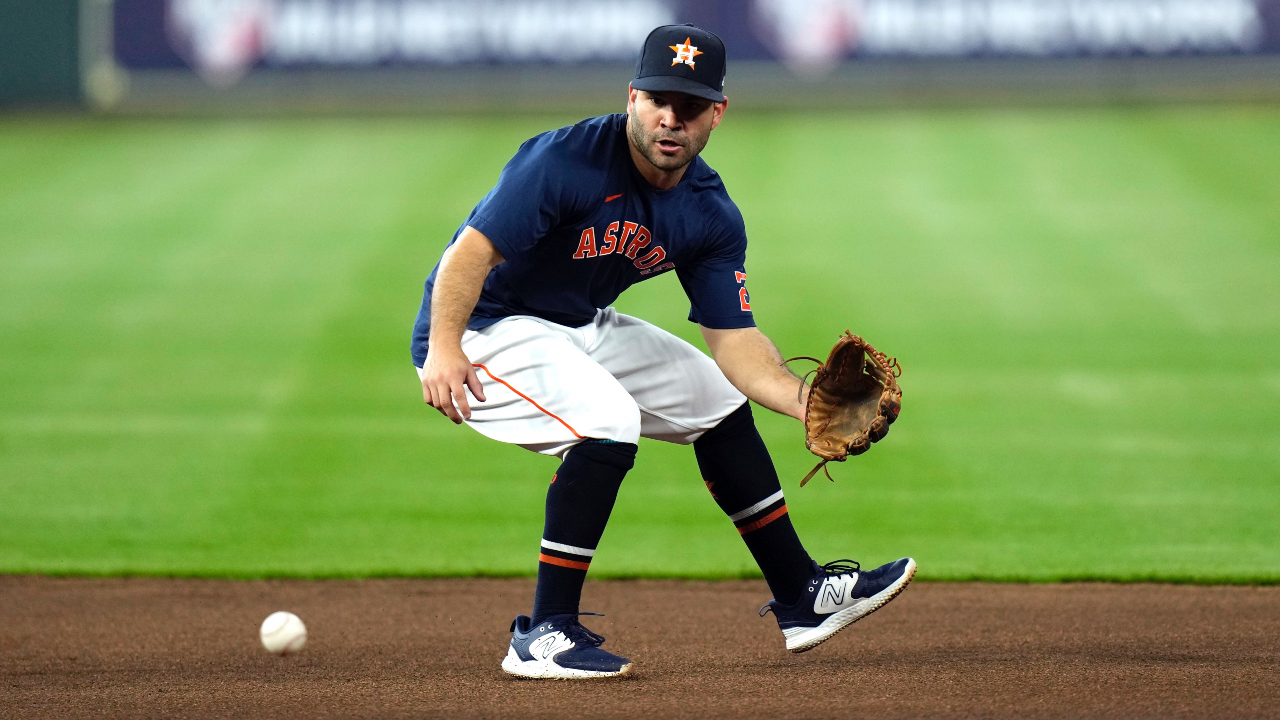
[1,106,1278,582]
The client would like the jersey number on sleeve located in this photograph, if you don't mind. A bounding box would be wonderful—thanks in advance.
[735,271,750,311]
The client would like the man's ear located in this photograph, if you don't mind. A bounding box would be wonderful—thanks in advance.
[710,97,728,131]
[627,84,639,113]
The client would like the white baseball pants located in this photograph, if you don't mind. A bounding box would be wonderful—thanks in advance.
[416,308,747,457]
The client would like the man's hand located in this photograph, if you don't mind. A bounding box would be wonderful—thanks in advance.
[422,226,504,423]
[422,343,486,424]
[701,326,808,420]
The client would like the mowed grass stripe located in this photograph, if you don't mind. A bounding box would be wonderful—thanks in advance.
[1,107,1277,580]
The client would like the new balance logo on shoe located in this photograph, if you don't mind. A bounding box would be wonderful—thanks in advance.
[761,558,917,654]
[815,574,857,613]
[503,614,634,679]
[528,631,574,660]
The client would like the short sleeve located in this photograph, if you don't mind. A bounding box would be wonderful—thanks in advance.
[465,136,589,259]
[677,198,756,330]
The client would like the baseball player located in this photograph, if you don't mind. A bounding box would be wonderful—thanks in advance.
[413,24,915,679]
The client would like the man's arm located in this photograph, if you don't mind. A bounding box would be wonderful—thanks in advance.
[700,326,808,421]
[422,226,505,423]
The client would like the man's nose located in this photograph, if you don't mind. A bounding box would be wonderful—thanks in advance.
[658,107,682,129]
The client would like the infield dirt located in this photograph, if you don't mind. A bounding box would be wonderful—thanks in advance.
[3,577,1277,719]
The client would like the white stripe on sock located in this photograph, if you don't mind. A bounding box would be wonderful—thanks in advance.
[727,490,786,522]
[541,539,595,558]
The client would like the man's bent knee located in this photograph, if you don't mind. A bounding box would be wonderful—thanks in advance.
[565,438,639,470]
[694,402,754,447]
[576,395,642,446]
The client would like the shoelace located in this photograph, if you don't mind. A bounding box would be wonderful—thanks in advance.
[554,612,607,647]
[759,560,862,617]
[820,559,861,577]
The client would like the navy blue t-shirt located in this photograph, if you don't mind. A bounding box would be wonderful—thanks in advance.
[411,113,755,367]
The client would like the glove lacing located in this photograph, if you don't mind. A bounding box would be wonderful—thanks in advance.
[784,355,838,487]
[785,335,902,487]
[783,355,824,405]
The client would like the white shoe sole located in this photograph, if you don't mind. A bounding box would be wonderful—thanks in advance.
[782,557,918,653]
[500,646,633,680]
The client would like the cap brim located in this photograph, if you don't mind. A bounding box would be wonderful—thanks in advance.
[631,75,725,103]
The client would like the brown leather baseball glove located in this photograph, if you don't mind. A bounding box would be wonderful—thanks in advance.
[788,332,903,486]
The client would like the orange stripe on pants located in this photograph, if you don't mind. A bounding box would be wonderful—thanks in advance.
[472,363,584,439]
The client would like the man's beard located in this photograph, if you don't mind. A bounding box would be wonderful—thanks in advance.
[628,106,710,173]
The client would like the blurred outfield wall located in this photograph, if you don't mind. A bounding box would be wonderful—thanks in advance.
[5,0,1280,111]
[0,1,81,106]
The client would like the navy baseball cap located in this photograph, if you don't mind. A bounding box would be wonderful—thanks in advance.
[632,24,727,103]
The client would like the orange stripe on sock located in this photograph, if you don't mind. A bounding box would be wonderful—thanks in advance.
[539,553,591,571]
[472,363,583,439]
[737,505,788,535]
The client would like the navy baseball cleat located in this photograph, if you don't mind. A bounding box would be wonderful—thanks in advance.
[501,613,633,679]
[760,557,917,653]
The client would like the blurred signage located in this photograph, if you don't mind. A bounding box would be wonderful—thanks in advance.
[117,0,676,85]
[755,0,1273,72]
[113,0,1280,85]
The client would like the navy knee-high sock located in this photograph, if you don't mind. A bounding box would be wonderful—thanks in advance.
[695,403,813,607]
[531,440,637,624]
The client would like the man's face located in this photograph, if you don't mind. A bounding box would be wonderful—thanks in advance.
[627,88,726,173]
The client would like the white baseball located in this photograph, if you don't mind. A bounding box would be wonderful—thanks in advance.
[260,611,307,655]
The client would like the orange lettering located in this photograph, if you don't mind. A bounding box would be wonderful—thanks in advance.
[624,226,651,259]
[739,287,751,311]
[615,222,637,256]
[634,246,667,269]
[573,227,597,259]
[599,222,620,255]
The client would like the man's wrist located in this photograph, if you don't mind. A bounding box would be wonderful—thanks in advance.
[426,329,466,358]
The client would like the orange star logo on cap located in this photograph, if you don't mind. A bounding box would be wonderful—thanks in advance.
[669,37,704,70]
